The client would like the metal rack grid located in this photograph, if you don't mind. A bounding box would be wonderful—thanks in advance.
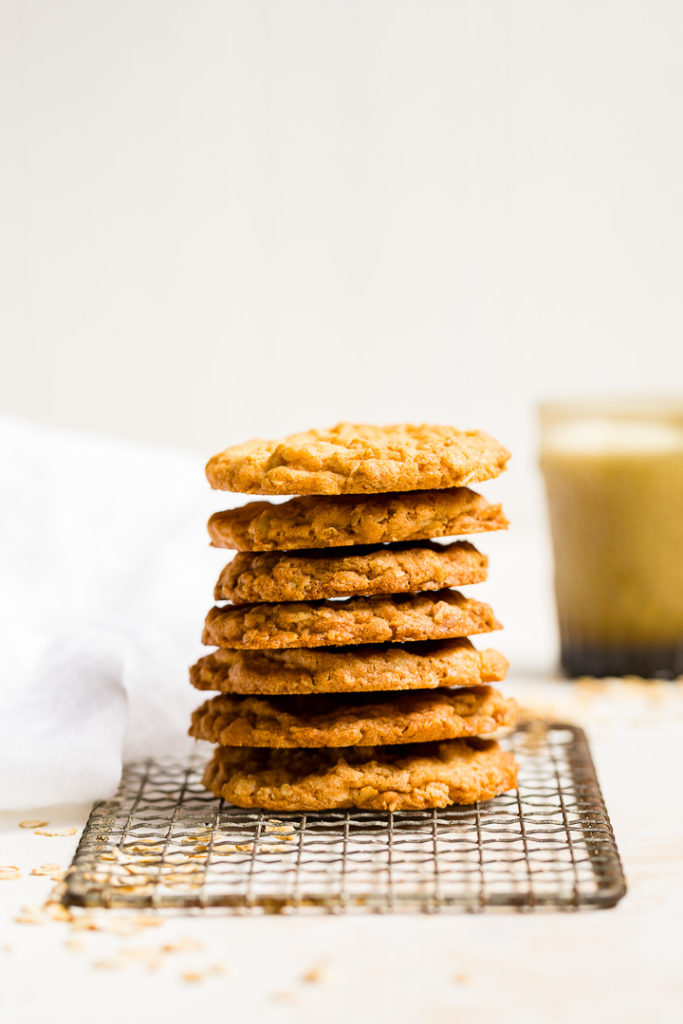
[63,722,626,913]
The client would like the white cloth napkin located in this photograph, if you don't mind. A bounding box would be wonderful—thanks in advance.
[0,415,226,810]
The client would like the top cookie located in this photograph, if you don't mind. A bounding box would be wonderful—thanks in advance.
[205,423,510,495]
[207,486,508,551]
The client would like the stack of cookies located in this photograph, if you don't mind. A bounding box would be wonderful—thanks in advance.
[189,423,519,812]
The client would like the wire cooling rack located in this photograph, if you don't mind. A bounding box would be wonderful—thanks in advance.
[63,723,626,913]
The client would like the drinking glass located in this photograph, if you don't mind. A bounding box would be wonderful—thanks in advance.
[539,398,683,678]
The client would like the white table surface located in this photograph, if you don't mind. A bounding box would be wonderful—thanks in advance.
[1,675,682,1024]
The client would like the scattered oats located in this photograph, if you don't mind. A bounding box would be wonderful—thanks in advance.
[161,937,204,954]
[34,828,78,838]
[161,859,203,872]
[15,901,73,926]
[209,964,228,976]
[65,939,85,953]
[67,911,160,936]
[182,971,203,983]
[68,915,98,933]
[19,820,49,829]
[120,948,164,971]
[121,862,157,876]
[219,840,291,855]
[92,937,165,962]
[122,843,165,855]
[47,903,73,923]
[14,905,50,925]
[452,972,470,984]
[107,882,156,896]
[180,831,213,846]
[31,863,65,882]
[130,914,162,931]
[72,914,106,932]
[301,964,325,984]
[160,874,203,889]
[271,990,298,1004]
[264,822,297,841]
[31,862,62,875]
[0,865,21,881]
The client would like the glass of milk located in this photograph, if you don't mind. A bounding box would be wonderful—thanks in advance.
[539,399,683,678]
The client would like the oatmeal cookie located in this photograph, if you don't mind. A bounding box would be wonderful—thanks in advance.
[214,540,487,604]
[190,686,518,748]
[207,487,508,551]
[206,423,510,495]
[202,738,519,810]
[190,639,509,695]
[202,589,502,649]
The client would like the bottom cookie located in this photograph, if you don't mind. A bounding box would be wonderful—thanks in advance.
[202,738,518,811]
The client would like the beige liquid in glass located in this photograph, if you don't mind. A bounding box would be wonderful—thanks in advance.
[540,408,683,677]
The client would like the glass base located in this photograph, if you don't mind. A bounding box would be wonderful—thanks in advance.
[561,641,683,679]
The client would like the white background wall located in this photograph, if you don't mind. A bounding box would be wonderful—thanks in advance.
[2,1,683,671]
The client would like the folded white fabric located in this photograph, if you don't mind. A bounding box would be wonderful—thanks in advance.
[0,415,227,809]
